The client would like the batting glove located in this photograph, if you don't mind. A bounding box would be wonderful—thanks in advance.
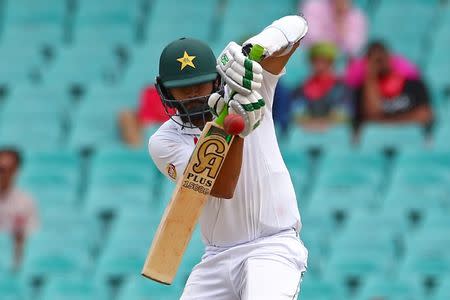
[208,86,265,137]
[216,42,263,96]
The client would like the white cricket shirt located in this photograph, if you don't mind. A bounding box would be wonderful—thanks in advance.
[149,69,301,247]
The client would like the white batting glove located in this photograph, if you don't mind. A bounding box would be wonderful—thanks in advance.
[208,86,265,137]
[216,42,263,96]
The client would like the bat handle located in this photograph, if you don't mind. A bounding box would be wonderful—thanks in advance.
[215,104,229,127]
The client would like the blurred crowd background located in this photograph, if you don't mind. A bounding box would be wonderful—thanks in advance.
[0,0,450,299]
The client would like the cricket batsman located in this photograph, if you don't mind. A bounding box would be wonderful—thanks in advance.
[149,15,309,299]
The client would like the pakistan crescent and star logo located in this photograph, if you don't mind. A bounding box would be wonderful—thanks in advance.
[177,51,196,70]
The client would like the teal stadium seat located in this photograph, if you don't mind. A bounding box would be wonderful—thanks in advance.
[0,234,13,273]
[283,48,309,90]
[83,85,140,110]
[433,275,450,300]
[0,46,41,88]
[320,149,385,176]
[434,124,450,150]
[323,247,392,288]
[43,45,118,91]
[344,210,409,240]
[280,149,310,198]
[284,126,352,152]
[360,124,425,152]
[299,277,346,300]
[84,172,152,216]
[121,46,161,91]
[76,0,139,26]
[118,276,182,300]
[357,275,424,300]
[95,224,151,281]
[300,212,336,275]
[68,96,126,150]
[41,275,107,300]
[307,166,381,216]
[217,0,295,49]
[0,113,62,150]
[2,0,66,48]
[0,275,27,300]
[385,166,449,211]
[396,150,450,174]
[401,228,450,279]
[21,231,92,281]
[146,0,218,44]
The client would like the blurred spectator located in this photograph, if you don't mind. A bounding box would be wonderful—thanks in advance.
[301,0,367,57]
[273,81,292,135]
[119,85,173,147]
[291,43,354,131]
[345,43,420,89]
[0,148,38,271]
[354,41,433,131]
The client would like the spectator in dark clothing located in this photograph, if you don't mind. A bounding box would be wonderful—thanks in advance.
[273,81,292,135]
[354,41,433,132]
[292,43,354,132]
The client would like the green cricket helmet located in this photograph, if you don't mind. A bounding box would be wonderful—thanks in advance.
[155,37,221,128]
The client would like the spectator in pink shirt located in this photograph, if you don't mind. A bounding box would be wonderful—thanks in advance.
[301,0,368,57]
[0,148,39,271]
[345,41,421,88]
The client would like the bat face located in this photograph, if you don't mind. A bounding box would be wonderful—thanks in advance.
[183,125,232,195]
[142,121,234,284]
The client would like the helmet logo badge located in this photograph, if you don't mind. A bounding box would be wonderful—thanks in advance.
[177,51,196,70]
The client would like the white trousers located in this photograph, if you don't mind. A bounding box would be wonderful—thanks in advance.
[180,230,308,300]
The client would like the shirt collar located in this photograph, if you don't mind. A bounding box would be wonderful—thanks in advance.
[172,116,202,136]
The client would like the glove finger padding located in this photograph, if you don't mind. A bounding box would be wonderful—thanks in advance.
[229,90,265,137]
[217,41,264,96]
[208,92,226,117]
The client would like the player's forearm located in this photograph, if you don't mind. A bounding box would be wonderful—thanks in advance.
[210,136,244,199]
[244,15,308,75]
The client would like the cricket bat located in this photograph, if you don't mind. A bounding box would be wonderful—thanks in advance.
[141,45,265,285]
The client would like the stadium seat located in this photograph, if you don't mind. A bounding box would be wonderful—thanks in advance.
[84,85,140,107]
[320,149,385,173]
[21,231,93,281]
[284,126,353,152]
[68,98,125,150]
[307,167,381,216]
[95,227,151,281]
[282,48,309,89]
[434,124,450,150]
[76,0,139,26]
[357,275,424,300]
[0,234,13,273]
[401,228,450,279]
[0,46,41,88]
[74,25,135,50]
[280,149,310,197]
[146,0,218,44]
[84,173,152,216]
[344,210,409,240]
[323,247,392,288]
[43,45,118,91]
[359,124,425,152]
[2,0,66,47]
[433,275,450,300]
[299,276,346,300]
[0,275,27,300]
[396,150,450,173]
[218,0,295,47]
[0,114,62,150]
[41,275,107,300]
[118,275,182,300]
[5,84,69,116]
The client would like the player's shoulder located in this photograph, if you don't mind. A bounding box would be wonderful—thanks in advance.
[148,120,181,154]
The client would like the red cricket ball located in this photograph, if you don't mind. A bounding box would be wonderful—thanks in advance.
[223,114,245,135]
